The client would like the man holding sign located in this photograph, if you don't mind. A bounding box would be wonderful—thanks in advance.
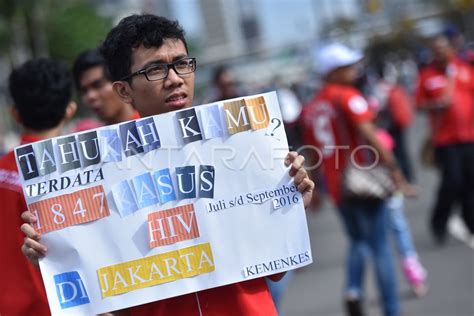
[20,14,314,315]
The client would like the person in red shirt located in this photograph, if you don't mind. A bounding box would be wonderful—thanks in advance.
[0,58,77,315]
[20,14,315,316]
[415,34,474,243]
[368,60,415,182]
[73,49,140,126]
[301,43,409,316]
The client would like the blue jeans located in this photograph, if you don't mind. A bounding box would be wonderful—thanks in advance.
[388,194,416,259]
[266,270,294,313]
[340,201,399,316]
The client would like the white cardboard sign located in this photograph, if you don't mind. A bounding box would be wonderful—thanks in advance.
[15,92,312,315]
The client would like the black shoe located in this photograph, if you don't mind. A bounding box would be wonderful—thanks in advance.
[345,298,365,316]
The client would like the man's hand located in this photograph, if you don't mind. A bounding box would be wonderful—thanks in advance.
[20,210,47,267]
[267,272,286,282]
[390,168,419,198]
[285,152,315,209]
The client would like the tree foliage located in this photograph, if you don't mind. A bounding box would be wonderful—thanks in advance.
[0,0,112,66]
[47,0,112,64]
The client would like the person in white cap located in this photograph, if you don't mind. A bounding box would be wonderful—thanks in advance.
[301,43,408,316]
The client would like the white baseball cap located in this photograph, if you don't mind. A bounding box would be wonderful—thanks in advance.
[315,43,363,76]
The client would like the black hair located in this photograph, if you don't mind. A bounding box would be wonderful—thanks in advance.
[100,14,188,81]
[374,60,385,79]
[72,49,108,89]
[9,58,72,131]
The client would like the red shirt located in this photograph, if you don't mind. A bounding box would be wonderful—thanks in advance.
[415,57,474,145]
[126,111,276,315]
[0,135,50,316]
[301,83,375,205]
[131,110,141,120]
[130,278,276,316]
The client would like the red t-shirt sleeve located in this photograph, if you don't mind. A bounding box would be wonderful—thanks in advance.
[300,98,320,147]
[340,92,374,124]
[388,85,414,128]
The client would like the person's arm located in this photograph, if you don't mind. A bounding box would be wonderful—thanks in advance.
[357,121,397,168]
[357,121,417,196]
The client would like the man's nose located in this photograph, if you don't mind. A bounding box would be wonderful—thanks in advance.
[84,89,99,104]
[164,68,184,88]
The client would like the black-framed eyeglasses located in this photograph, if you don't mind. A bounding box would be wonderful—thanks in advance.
[121,57,196,81]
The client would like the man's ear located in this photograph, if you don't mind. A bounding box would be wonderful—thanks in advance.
[64,101,77,121]
[113,81,134,105]
[10,106,22,125]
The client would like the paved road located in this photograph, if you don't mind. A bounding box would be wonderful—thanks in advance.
[280,115,474,316]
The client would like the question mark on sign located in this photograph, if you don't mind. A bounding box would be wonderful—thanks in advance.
[266,118,282,139]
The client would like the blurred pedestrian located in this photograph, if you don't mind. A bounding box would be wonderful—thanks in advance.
[301,43,410,316]
[265,77,304,151]
[415,34,474,244]
[0,58,76,315]
[370,60,415,182]
[375,129,427,297]
[360,57,426,296]
[444,25,474,65]
[209,64,241,102]
[73,49,139,125]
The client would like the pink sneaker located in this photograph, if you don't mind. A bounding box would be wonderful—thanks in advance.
[402,256,428,297]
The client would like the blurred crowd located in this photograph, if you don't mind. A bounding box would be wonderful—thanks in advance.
[188,25,474,316]
[0,9,473,316]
